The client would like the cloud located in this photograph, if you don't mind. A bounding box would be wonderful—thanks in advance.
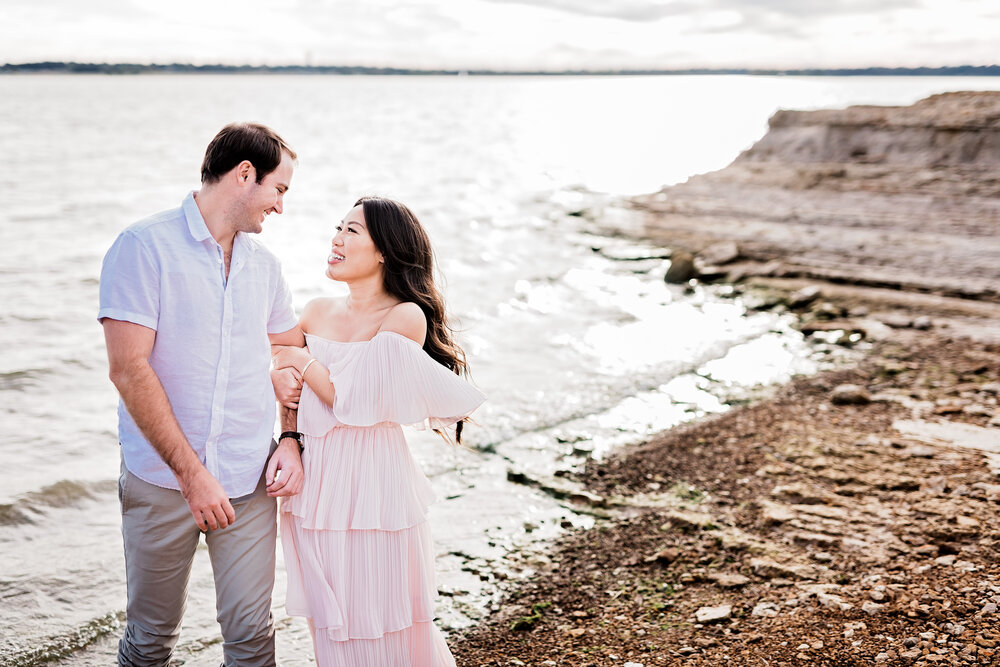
[0,0,996,69]
[480,0,919,25]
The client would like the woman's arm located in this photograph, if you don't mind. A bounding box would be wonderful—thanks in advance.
[272,345,336,407]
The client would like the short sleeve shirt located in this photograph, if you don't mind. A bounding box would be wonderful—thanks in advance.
[98,192,298,497]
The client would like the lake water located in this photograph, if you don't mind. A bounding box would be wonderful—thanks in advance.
[3,73,999,665]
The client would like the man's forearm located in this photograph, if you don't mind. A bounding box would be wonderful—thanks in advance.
[113,362,204,482]
[279,404,298,434]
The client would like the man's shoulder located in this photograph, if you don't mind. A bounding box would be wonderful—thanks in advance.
[120,206,185,242]
[242,235,283,269]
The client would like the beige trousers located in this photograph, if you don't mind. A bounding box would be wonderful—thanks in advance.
[116,450,277,667]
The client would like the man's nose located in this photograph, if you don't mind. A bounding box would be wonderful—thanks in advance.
[273,196,283,215]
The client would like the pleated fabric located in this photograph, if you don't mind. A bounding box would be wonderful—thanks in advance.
[281,331,485,667]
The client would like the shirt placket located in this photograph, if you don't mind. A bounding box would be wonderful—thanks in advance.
[205,243,233,480]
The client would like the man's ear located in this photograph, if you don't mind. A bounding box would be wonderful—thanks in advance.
[236,160,255,184]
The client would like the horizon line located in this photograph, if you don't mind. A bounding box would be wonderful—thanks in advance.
[3,61,1000,77]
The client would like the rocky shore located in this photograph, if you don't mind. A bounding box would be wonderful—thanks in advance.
[456,92,1000,666]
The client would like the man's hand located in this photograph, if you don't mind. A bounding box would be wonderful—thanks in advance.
[271,366,302,409]
[272,345,311,372]
[177,467,237,531]
[266,438,304,497]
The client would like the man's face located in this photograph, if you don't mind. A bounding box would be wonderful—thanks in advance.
[232,151,294,234]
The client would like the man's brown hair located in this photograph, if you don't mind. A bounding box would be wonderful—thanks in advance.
[201,122,297,184]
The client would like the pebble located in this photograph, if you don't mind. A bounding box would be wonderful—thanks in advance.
[981,602,998,614]
[943,623,966,636]
[712,573,751,588]
[831,384,871,405]
[624,663,644,667]
[861,601,884,615]
[694,605,732,624]
[751,601,780,618]
[875,652,889,663]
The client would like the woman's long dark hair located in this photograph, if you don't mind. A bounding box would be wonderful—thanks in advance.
[356,196,470,441]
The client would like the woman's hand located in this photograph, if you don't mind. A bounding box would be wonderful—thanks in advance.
[271,366,302,409]
[272,345,311,371]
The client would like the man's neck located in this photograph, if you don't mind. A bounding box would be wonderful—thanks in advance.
[193,189,237,253]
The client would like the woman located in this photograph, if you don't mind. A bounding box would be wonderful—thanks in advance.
[271,196,484,666]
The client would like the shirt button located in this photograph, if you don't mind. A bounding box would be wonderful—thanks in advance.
[217,257,223,264]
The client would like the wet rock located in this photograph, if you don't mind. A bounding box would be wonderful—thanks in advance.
[694,604,732,624]
[832,384,871,405]
[664,250,696,283]
[789,286,821,309]
[810,301,845,320]
[698,241,741,266]
[913,315,933,330]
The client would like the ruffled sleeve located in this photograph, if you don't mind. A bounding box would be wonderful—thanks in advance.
[297,331,485,436]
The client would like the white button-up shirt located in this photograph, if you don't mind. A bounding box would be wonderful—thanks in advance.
[99,192,298,497]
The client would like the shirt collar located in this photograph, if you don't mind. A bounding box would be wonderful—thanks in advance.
[182,191,213,243]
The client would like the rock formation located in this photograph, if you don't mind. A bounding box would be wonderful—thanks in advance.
[630,91,1000,302]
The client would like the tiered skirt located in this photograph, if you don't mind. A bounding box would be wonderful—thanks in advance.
[280,423,456,667]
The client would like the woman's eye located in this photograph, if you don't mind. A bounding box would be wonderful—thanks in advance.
[334,225,342,232]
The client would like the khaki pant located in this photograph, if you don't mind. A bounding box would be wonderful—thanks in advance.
[117,450,277,667]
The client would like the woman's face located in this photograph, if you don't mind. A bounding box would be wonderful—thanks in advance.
[326,204,383,282]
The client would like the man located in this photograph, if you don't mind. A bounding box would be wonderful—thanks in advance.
[99,122,306,666]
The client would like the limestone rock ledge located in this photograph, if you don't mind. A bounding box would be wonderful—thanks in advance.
[630,91,1000,301]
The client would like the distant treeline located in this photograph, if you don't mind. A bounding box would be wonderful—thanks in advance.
[2,62,999,76]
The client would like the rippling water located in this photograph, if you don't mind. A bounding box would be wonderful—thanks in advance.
[3,73,1000,664]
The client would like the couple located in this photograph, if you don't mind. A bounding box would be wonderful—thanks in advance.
[98,122,484,666]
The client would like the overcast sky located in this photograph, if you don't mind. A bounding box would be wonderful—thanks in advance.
[2,0,998,70]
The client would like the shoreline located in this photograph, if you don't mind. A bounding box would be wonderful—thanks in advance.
[455,92,1000,665]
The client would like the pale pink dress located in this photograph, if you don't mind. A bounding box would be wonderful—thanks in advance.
[280,330,485,667]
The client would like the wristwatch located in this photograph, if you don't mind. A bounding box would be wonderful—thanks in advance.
[279,430,303,452]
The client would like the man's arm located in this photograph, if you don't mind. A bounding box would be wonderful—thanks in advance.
[103,318,235,530]
[265,326,305,497]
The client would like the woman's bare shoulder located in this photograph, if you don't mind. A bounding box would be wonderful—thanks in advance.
[300,297,346,333]
[380,302,427,345]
